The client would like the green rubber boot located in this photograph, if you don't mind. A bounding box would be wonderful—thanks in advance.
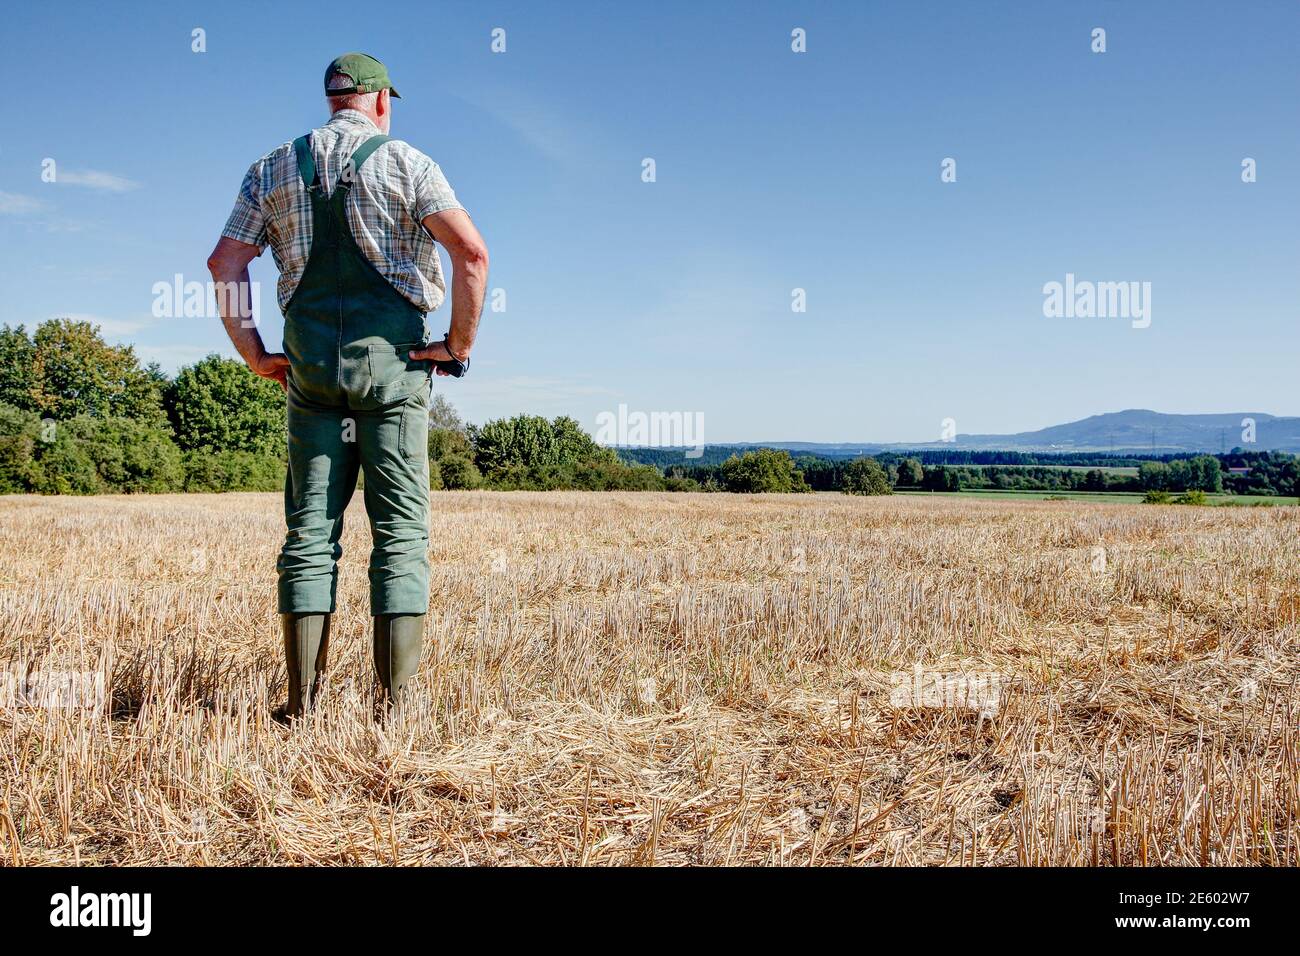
[373,613,424,712]
[279,613,331,721]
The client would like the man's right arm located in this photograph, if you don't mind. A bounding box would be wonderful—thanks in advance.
[412,209,489,374]
[210,158,290,388]
[207,236,289,389]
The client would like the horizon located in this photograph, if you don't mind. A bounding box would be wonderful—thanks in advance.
[3,0,1297,443]
[602,405,1300,448]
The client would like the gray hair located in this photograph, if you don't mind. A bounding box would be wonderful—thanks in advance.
[327,73,380,112]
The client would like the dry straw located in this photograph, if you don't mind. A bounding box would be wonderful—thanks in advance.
[0,491,1295,865]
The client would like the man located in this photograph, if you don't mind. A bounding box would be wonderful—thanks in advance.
[207,53,488,719]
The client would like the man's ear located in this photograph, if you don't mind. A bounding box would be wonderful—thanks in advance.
[377,88,389,118]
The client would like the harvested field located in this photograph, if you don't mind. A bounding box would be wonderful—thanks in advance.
[0,491,1296,865]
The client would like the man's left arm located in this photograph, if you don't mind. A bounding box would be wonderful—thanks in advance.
[411,208,488,374]
[401,153,488,375]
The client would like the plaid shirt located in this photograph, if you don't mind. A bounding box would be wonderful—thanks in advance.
[221,110,463,313]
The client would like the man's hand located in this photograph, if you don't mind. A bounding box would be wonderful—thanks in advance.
[250,350,291,390]
[409,339,465,377]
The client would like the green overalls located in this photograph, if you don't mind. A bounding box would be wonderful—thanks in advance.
[276,132,431,718]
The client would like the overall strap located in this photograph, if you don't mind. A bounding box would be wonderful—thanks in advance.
[345,135,391,180]
[327,135,392,227]
[292,135,318,189]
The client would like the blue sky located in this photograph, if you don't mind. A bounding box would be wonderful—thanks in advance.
[2,0,1297,443]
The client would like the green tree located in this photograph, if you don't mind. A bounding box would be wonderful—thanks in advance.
[895,457,923,487]
[719,449,811,493]
[552,415,610,464]
[472,414,617,486]
[168,355,287,456]
[0,404,41,492]
[922,466,962,492]
[27,318,166,423]
[1284,459,1300,498]
[428,419,482,489]
[0,326,37,411]
[1188,455,1222,493]
[429,392,463,431]
[0,411,181,495]
[842,456,893,496]
[1138,461,1168,491]
[472,415,557,479]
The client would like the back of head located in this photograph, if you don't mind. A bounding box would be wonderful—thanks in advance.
[327,74,380,115]
[323,52,399,133]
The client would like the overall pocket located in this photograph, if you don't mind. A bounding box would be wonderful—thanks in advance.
[366,341,432,408]
[398,388,431,464]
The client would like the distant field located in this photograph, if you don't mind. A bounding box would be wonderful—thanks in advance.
[1,491,1296,866]
[963,464,1141,476]
[899,489,1148,503]
[899,489,1298,506]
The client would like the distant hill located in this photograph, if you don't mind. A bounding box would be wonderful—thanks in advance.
[903,410,1300,454]
[738,410,1300,455]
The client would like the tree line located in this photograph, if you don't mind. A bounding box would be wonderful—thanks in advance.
[2,319,1295,498]
[0,319,283,494]
[656,452,1296,497]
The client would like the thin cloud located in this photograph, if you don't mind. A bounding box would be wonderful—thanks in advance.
[455,376,619,416]
[0,191,44,215]
[453,86,594,167]
[36,219,94,234]
[488,376,619,398]
[40,264,121,282]
[55,169,141,193]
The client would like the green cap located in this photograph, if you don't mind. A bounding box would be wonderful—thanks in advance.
[324,52,401,99]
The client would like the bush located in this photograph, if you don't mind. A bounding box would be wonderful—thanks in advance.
[0,408,184,495]
[437,455,483,490]
[466,414,662,491]
[572,458,665,491]
[0,404,106,495]
[59,416,183,493]
[30,430,105,494]
[168,355,286,456]
[0,404,40,493]
[182,450,285,492]
[472,415,608,483]
[428,425,482,490]
[719,449,811,493]
[842,457,892,496]
[1173,490,1208,506]
[1143,490,1171,504]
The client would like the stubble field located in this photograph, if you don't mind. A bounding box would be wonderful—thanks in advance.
[0,491,1296,866]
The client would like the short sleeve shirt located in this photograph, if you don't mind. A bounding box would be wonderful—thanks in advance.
[221,109,463,313]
